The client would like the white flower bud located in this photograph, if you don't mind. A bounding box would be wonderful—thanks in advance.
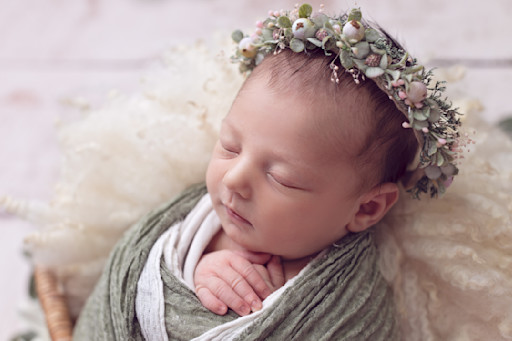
[342,20,365,43]
[239,37,257,58]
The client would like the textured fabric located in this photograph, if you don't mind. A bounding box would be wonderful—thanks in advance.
[73,183,398,340]
[73,183,209,340]
[136,194,222,341]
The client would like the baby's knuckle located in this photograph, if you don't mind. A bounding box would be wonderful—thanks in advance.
[230,276,245,290]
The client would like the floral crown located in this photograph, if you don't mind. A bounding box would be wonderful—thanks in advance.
[230,4,463,199]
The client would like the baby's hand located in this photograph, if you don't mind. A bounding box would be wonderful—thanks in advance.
[194,250,284,316]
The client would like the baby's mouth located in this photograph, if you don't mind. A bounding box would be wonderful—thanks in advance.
[225,205,252,227]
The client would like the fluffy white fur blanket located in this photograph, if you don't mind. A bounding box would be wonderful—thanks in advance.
[2,41,511,340]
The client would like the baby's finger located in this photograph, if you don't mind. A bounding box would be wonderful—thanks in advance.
[229,257,273,302]
[233,250,272,265]
[195,285,228,316]
[214,263,266,313]
[205,276,253,316]
[267,255,285,289]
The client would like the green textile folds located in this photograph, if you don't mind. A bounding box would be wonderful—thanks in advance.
[73,183,398,340]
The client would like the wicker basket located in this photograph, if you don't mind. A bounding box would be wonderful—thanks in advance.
[34,267,73,341]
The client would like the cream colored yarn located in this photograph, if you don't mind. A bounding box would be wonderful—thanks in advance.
[378,99,512,340]
[1,40,243,318]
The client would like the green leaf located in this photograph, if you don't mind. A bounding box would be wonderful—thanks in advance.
[278,16,292,28]
[347,8,362,22]
[413,110,427,121]
[365,67,385,78]
[290,38,305,52]
[307,37,323,47]
[324,20,334,31]
[428,108,441,122]
[385,69,400,80]
[339,50,354,69]
[404,65,424,74]
[311,13,328,27]
[353,41,370,59]
[379,54,388,69]
[427,139,438,156]
[413,120,428,130]
[255,53,265,65]
[353,58,367,71]
[365,28,380,43]
[284,28,294,40]
[299,4,313,18]
[436,152,445,166]
[231,30,244,43]
[261,28,273,41]
[498,117,512,139]
[389,52,408,69]
[370,44,386,55]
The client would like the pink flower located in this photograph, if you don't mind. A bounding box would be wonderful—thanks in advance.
[444,176,454,188]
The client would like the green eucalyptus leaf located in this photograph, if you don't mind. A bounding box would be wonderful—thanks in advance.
[278,16,292,28]
[413,110,428,121]
[262,28,273,41]
[299,4,313,18]
[405,74,413,83]
[255,53,265,65]
[427,139,438,156]
[370,44,386,55]
[290,38,305,52]
[305,40,317,50]
[340,50,354,69]
[353,58,367,70]
[324,20,334,31]
[322,36,336,51]
[413,120,429,130]
[425,98,438,109]
[389,52,408,69]
[353,41,370,59]
[365,28,381,43]
[385,69,401,80]
[347,8,362,22]
[498,117,512,138]
[436,153,445,166]
[311,13,328,27]
[284,28,293,40]
[428,108,441,122]
[239,63,250,73]
[232,30,244,43]
[307,37,323,47]
[379,54,388,69]
[365,67,385,78]
[404,65,424,74]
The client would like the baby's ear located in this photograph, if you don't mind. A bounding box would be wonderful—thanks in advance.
[347,183,399,233]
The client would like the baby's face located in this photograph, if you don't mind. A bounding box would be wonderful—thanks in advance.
[206,76,365,259]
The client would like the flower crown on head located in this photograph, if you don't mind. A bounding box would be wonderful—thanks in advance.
[231,4,464,199]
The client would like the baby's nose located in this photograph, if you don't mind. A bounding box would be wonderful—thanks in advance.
[222,157,252,199]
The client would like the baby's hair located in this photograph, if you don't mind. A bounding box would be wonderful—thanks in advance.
[242,48,419,192]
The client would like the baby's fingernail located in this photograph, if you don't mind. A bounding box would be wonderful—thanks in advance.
[240,305,251,316]
[217,305,228,315]
[251,300,262,312]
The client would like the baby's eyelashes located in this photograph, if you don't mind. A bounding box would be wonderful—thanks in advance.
[218,141,240,157]
[267,173,303,191]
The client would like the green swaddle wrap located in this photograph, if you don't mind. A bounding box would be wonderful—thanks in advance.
[73,184,399,340]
